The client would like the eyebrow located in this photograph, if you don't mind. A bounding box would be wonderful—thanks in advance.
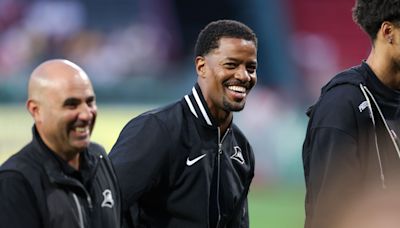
[86,96,95,103]
[224,57,257,65]
[63,97,81,106]
[63,96,95,106]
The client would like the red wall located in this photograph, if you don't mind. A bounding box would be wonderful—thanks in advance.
[290,0,370,69]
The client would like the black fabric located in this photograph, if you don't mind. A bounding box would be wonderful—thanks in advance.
[209,154,219,228]
[0,171,42,228]
[0,127,121,228]
[110,83,255,228]
[303,61,400,228]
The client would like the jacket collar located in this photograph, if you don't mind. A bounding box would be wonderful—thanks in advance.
[183,83,219,127]
[31,126,98,185]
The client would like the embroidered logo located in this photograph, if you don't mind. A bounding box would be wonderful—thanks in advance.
[101,189,114,208]
[358,101,368,112]
[186,154,207,166]
[231,146,245,164]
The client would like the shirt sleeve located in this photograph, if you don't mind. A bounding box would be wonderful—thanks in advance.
[109,114,171,223]
[241,198,249,228]
[304,127,360,228]
[0,171,42,228]
[303,85,362,228]
[224,197,249,228]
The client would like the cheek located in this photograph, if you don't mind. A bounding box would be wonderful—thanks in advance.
[57,112,78,129]
[91,106,98,115]
[34,105,48,123]
[209,69,227,84]
[206,64,224,78]
[34,112,44,124]
[91,109,97,122]
[252,75,257,85]
[37,108,55,125]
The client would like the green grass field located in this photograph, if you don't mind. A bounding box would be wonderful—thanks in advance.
[0,104,305,227]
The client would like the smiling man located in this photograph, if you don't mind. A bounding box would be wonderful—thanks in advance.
[110,20,257,228]
[0,59,121,228]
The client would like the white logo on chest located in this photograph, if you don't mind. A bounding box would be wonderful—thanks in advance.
[101,189,114,208]
[231,146,245,164]
[186,154,207,166]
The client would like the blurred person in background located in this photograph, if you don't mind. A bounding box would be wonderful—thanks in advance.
[337,188,400,228]
[303,0,400,227]
[0,59,121,228]
[110,19,257,228]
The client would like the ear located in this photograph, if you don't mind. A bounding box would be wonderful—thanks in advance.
[381,21,394,44]
[195,56,206,78]
[26,99,41,122]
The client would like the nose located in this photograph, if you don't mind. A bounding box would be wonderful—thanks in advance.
[235,66,251,82]
[78,104,95,122]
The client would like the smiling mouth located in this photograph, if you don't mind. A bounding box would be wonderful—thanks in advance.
[75,127,87,132]
[227,85,246,93]
[72,126,91,137]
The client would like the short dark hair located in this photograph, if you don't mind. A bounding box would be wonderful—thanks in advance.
[352,0,400,41]
[194,19,257,57]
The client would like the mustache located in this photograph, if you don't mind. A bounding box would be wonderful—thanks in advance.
[71,120,92,128]
[68,118,95,132]
[224,80,252,89]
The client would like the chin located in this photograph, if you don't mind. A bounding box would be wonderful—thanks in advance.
[223,98,247,111]
[232,107,245,112]
[224,101,246,112]
[73,141,91,151]
[226,104,245,112]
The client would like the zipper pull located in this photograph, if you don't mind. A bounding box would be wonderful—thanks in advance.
[87,195,93,209]
[217,127,222,155]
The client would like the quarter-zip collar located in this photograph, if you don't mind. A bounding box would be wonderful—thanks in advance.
[183,83,233,128]
[31,126,99,189]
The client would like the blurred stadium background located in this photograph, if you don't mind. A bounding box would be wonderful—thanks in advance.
[0,0,370,227]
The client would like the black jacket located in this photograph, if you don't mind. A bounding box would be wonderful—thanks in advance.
[303,62,400,228]
[110,83,255,228]
[0,127,121,228]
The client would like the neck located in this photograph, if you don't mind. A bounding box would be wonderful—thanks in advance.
[66,154,81,170]
[55,150,81,170]
[37,128,81,170]
[366,48,400,90]
[214,111,232,135]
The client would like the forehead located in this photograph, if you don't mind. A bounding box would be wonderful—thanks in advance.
[211,37,257,59]
[47,75,94,101]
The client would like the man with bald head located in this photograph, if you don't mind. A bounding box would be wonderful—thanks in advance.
[0,59,121,228]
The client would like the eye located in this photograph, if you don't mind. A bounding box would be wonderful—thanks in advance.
[86,97,96,107]
[246,64,257,74]
[224,62,237,69]
[64,100,79,109]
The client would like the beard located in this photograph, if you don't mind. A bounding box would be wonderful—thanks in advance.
[223,96,246,112]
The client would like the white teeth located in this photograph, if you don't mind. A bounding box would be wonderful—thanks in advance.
[228,86,246,93]
[75,127,87,133]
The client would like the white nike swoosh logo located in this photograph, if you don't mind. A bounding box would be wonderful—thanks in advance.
[186,154,207,166]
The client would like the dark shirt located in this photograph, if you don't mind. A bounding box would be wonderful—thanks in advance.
[0,171,42,228]
[0,126,121,228]
[303,61,400,228]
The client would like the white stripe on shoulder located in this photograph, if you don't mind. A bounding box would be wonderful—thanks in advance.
[184,95,198,118]
[192,87,212,126]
